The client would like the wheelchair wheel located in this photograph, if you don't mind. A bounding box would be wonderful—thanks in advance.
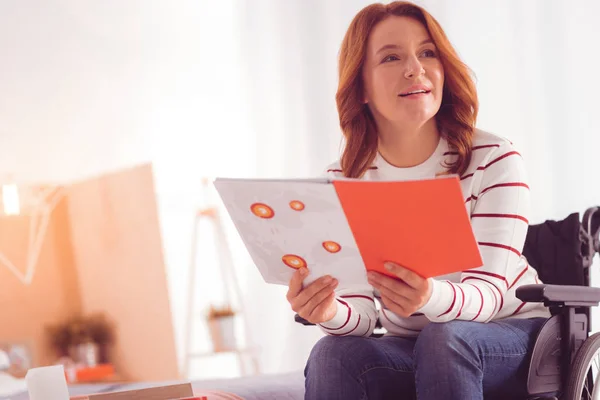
[564,332,600,400]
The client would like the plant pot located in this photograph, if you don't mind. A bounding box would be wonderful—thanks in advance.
[68,342,99,366]
[207,316,237,352]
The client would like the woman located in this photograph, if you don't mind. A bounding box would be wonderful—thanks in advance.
[285,2,550,399]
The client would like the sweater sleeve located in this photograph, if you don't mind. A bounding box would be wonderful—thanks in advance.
[418,142,530,322]
[318,285,378,337]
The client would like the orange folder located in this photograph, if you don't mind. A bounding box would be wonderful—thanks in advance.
[333,176,482,278]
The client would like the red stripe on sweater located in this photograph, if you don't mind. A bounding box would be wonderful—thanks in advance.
[480,182,530,195]
[475,144,502,151]
[327,166,377,173]
[328,315,362,336]
[462,270,509,287]
[478,241,522,257]
[460,151,522,180]
[482,282,499,322]
[486,151,521,169]
[471,213,529,224]
[456,286,466,318]
[437,281,457,318]
[461,276,504,312]
[444,144,501,156]
[511,302,527,316]
[380,308,401,328]
[319,299,351,331]
[508,264,529,290]
[341,294,375,303]
[469,284,485,321]
[362,316,372,337]
[465,182,529,203]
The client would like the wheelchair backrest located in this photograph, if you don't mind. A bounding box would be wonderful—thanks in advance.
[522,207,600,287]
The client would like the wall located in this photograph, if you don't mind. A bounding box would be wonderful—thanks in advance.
[0,1,257,376]
[66,163,179,381]
[0,197,81,367]
[0,164,179,382]
[0,0,154,185]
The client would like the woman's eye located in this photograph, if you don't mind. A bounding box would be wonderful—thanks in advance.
[421,49,437,58]
[382,54,399,63]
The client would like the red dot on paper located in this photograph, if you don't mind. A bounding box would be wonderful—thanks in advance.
[322,241,341,253]
[250,203,274,219]
[282,254,307,269]
[289,200,305,211]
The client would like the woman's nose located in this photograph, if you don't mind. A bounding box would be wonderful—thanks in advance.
[404,57,425,79]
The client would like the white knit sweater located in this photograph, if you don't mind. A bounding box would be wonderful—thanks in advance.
[319,129,550,337]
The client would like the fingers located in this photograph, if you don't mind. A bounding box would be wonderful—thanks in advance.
[292,276,338,311]
[301,284,337,320]
[368,271,415,300]
[308,291,337,320]
[384,262,426,290]
[286,267,308,301]
[375,280,413,307]
[287,272,338,313]
[370,269,432,317]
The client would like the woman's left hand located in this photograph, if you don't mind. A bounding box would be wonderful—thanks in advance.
[367,261,433,318]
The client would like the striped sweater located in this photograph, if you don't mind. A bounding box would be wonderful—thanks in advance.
[319,129,550,337]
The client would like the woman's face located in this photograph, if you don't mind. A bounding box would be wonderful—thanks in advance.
[362,16,444,129]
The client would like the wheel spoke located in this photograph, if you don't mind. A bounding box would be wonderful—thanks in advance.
[586,353,600,400]
[592,353,600,400]
[566,333,600,399]
[581,352,600,400]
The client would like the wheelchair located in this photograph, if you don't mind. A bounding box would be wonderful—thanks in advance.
[295,206,600,400]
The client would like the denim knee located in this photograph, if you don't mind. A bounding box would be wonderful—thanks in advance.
[414,321,478,362]
[305,336,364,376]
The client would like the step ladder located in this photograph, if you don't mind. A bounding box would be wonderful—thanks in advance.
[182,179,260,379]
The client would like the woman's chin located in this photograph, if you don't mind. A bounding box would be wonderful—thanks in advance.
[393,110,438,127]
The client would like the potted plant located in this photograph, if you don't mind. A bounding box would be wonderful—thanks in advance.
[45,313,115,366]
[206,304,237,352]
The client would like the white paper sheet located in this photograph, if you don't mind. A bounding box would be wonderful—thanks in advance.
[214,178,368,288]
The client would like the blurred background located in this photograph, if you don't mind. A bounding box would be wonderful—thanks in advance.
[1,0,599,388]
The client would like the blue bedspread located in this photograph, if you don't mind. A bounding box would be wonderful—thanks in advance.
[1,370,305,400]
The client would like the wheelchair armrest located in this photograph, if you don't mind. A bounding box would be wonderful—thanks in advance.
[295,313,316,326]
[516,284,600,307]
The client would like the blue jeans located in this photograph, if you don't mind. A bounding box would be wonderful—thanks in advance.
[304,318,547,400]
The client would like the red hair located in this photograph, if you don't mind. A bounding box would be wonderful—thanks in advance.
[336,1,478,178]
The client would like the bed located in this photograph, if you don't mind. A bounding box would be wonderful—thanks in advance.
[0,370,305,400]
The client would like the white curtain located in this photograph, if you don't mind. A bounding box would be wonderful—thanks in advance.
[229,0,600,376]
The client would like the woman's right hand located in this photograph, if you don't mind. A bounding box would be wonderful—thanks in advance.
[286,267,339,324]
